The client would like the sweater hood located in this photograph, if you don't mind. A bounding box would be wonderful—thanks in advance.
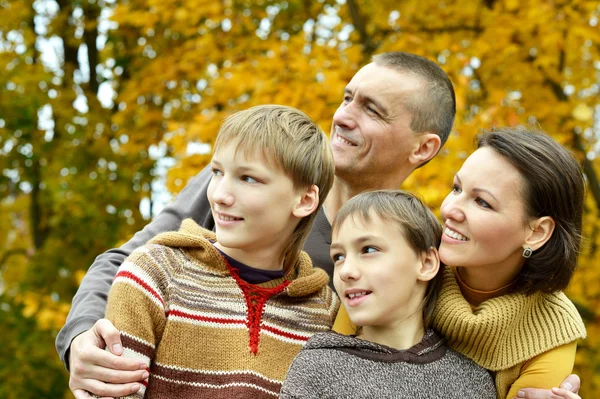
[149,218,330,297]
[304,330,446,364]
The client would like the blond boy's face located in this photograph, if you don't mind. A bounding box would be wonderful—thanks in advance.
[330,214,427,329]
[207,142,303,269]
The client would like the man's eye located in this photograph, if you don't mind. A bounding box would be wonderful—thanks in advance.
[366,106,379,116]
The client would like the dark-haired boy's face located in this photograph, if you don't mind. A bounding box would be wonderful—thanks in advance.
[330,63,422,184]
[207,143,304,270]
[440,147,531,277]
[330,214,428,329]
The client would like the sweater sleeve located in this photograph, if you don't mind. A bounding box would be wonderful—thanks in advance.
[103,245,172,398]
[56,165,214,368]
[505,342,577,399]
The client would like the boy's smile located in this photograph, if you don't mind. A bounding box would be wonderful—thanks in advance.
[207,142,305,271]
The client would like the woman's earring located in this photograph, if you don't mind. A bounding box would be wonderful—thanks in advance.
[522,247,533,258]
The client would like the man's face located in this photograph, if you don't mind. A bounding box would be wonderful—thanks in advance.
[330,63,423,184]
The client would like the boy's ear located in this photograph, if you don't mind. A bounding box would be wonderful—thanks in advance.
[292,184,319,218]
[416,247,440,282]
[524,216,555,251]
[408,133,441,167]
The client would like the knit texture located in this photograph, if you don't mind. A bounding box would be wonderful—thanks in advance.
[432,268,586,398]
[280,330,496,398]
[105,219,339,398]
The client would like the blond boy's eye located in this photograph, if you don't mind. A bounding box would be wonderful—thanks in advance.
[242,175,258,183]
[212,168,223,176]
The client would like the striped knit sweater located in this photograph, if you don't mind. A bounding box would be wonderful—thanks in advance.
[432,268,586,399]
[104,219,340,398]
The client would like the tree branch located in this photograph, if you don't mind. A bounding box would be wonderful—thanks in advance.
[345,0,377,58]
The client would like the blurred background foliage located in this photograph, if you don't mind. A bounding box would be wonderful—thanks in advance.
[0,0,598,397]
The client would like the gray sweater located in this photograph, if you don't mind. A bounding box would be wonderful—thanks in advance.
[280,330,496,399]
[55,165,335,368]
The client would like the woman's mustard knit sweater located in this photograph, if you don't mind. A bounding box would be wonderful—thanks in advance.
[431,268,587,398]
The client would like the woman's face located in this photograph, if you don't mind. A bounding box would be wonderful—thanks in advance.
[439,147,532,276]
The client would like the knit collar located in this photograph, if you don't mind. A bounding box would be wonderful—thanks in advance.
[305,329,446,364]
[432,267,586,371]
[454,267,518,307]
[149,218,330,297]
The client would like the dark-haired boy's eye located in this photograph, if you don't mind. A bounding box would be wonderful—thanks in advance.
[362,246,378,254]
[332,253,345,263]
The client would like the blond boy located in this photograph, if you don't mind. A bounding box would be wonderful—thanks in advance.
[104,105,339,398]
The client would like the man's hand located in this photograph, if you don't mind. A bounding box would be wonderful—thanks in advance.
[514,374,581,399]
[68,319,149,399]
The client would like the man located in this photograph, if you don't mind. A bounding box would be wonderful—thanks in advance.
[57,52,580,399]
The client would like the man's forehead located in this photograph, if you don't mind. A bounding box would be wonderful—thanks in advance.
[347,63,422,98]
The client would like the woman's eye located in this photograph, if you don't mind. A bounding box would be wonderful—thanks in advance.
[475,197,492,209]
[452,184,461,193]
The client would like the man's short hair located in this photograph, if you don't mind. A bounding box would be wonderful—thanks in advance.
[373,52,456,148]
[214,104,335,270]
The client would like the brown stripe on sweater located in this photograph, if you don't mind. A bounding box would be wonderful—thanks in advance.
[146,375,279,399]
[151,363,282,393]
[121,333,155,359]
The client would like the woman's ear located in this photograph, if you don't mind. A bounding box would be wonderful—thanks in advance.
[292,184,319,218]
[524,216,555,251]
[417,247,440,282]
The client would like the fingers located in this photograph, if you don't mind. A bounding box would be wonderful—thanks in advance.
[94,318,124,355]
[551,387,581,399]
[515,388,564,399]
[68,320,149,397]
[560,374,581,393]
[70,379,142,398]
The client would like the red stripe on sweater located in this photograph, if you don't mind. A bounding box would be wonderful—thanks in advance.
[167,309,247,326]
[262,325,310,342]
[115,270,165,307]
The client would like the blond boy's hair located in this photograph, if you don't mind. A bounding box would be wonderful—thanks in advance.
[214,105,335,270]
[332,190,444,327]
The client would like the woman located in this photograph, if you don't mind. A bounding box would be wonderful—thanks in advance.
[333,126,586,399]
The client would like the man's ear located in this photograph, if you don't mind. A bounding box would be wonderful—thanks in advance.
[408,133,441,167]
[417,247,440,282]
[524,216,555,251]
[292,184,319,218]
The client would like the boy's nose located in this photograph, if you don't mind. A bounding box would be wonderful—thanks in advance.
[337,258,360,282]
[211,179,235,206]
